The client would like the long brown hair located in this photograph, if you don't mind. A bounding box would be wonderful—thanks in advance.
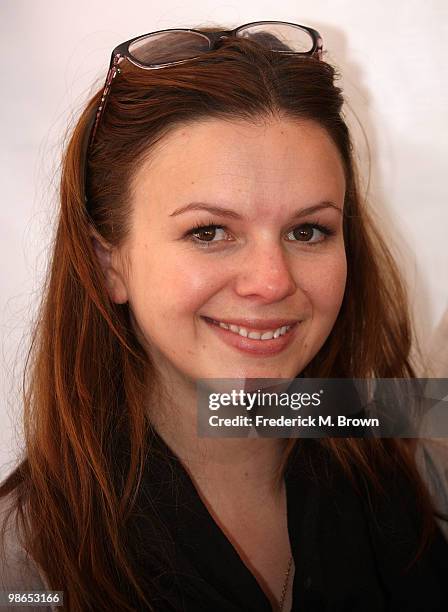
[0,28,436,610]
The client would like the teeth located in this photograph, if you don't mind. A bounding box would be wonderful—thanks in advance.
[213,319,293,340]
[261,331,274,340]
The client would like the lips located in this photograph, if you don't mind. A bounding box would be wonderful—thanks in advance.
[201,315,300,356]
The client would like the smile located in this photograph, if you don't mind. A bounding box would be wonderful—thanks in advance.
[203,317,293,340]
[201,316,300,356]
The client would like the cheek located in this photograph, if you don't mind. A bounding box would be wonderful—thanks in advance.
[301,253,347,317]
[169,259,230,319]
[129,252,225,319]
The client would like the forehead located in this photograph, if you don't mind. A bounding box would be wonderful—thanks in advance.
[130,116,346,216]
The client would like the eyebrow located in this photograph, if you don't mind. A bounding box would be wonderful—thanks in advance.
[169,201,342,220]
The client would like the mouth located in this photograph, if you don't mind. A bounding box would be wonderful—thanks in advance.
[200,315,300,356]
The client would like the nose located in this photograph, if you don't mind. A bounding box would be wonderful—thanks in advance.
[234,242,297,303]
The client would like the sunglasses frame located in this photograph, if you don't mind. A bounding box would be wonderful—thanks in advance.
[88,21,323,150]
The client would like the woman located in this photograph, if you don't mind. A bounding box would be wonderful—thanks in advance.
[1,21,447,611]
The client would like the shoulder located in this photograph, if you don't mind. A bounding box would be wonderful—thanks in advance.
[0,491,51,609]
[415,438,448,541]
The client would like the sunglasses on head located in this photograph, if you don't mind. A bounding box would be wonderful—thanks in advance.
[88,21,323,149]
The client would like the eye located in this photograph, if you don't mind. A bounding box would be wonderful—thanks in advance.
[286,223,332,244]
[186,224,230,245]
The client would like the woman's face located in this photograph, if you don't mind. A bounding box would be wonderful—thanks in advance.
[105,116,347,385]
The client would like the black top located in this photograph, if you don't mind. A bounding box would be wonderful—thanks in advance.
[123,431,448,611]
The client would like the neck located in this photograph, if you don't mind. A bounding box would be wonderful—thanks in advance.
[147,374,288,501]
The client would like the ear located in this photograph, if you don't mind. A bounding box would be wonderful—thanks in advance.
[89,227,129,304]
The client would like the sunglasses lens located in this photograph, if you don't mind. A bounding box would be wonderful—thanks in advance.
[129,31,210,65]
[237,23,315,53]
[128,24,317,67]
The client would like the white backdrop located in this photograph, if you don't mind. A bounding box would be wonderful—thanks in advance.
[1,0,447,477]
